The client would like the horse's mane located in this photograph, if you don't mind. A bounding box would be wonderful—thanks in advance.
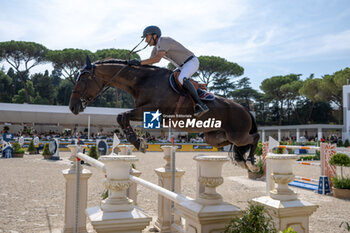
[94,58,170,73]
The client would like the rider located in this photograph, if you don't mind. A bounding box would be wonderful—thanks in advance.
[128,25,209,117]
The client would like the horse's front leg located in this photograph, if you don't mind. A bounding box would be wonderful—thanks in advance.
[117,109,146,153]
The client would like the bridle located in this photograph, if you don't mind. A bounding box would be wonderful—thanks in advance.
[73,63,128,110]
[73,34,155,109]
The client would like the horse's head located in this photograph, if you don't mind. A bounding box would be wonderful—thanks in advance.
[69,56,103,115]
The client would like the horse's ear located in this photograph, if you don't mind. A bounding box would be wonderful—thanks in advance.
[85,55,92,69]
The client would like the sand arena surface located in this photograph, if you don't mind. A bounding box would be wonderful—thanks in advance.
[0,151,349,233]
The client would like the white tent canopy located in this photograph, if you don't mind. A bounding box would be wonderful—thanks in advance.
[0,103,131,126]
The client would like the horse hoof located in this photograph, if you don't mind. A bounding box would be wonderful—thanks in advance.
[139,138,147,153]
[234,160,248,170]
[245,161,259,172]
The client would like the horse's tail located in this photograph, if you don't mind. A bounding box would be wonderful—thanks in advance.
[231,111,259,161]
[248,111,258,134]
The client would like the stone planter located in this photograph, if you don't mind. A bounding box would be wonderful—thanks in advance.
[333,187,350,199]
[118,145,135,155]
[193,154,229,205]
[160,145,177,170]
[13,153,24,158]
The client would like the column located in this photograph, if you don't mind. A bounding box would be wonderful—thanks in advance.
[318,127,322,141]
[278,129,281,142]
[87,115,90,140]
[296,128,300,142]
[262,130,266,142]
[63,145,92,233]
[154,146,185,233]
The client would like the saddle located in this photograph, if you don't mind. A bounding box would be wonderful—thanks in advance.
[169,71,215,101]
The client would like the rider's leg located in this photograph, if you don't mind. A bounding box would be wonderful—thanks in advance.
[178,57,209,117]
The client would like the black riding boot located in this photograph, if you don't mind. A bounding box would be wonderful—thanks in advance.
[182,78,209,117]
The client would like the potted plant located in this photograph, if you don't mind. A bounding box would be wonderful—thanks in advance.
[42,143,52,159]
[224,202,297,233]
[27,140,36,155]
[88,145,99,160]
[12,142,25,158]
[329,153,350,199]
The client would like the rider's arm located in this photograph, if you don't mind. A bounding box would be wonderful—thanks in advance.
[141,51,166,65]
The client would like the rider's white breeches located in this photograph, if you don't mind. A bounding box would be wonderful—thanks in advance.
[178,57,200,85]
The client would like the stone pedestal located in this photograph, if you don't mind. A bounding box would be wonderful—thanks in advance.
[86,155,151,233]
[253,197,318,233]
[176,154,242,233]
[253,153,318,233]
[63,145,92,233]
[178,202,242,233]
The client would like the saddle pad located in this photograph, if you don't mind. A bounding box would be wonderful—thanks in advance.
[169,73,215,101]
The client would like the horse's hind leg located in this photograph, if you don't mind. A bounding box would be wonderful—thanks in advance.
[248,133,260,164]
[225,131,259,172]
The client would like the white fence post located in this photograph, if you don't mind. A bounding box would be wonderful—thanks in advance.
[177,154,242,233]
[154,146,185,232]
[253,153,318,233]
[62,145,91,233]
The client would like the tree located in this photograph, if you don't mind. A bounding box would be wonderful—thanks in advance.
[211,76,236,97]
[260,74,301,125]
[31,71,55,104]
[229,77,260,111]
[51,68,62,87]
[6,67,22,96]
[193,56,244,88]
[56,79,74,105]
[0,70,13,102]
[12,80,35,103]
[46,48,95,85]
[0,41,48,103]
[280,79,303,124]
[299,78,323,123]
[94,48,140,61]
[319,68,350,109]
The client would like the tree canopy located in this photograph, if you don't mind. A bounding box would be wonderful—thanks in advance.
[0,40,48,103]
[0,40,348,127]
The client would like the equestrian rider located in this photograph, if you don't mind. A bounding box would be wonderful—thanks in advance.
[128,25,209,117]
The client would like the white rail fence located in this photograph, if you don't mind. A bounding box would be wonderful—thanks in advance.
[62,145,241,233]
[63,144,319,233]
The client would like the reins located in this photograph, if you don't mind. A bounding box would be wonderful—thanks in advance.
[127,38,148,60]
[77,37,150,108]
[78,63,129,109]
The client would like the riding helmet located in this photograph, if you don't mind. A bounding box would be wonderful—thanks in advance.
[142,25,161,38]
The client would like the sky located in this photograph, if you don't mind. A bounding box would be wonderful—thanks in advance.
[0,0,350,91]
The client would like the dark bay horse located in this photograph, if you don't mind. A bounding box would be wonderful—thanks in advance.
[69,57,260,171]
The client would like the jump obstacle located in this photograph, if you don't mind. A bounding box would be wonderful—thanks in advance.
[262,137,336,194]
[62,143,318,233]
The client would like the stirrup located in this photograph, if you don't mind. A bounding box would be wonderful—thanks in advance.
[194,104,209,117]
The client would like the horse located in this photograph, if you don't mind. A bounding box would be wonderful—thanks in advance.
[69,56,260,171]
